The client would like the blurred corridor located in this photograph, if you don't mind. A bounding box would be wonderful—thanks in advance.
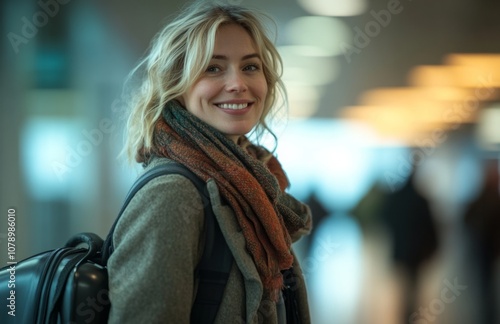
[1,0,499,323]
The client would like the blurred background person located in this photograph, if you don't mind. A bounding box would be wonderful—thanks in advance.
[464,159,500,324]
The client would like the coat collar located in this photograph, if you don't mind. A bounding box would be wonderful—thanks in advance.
[206,179,263,323]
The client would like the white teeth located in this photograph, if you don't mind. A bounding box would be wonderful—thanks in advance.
[216,103,249,110]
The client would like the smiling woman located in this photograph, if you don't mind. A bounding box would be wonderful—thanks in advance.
[122,3,286,159]
[107,2,312,324]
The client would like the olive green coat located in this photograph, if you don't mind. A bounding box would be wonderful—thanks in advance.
[108,158,312,323]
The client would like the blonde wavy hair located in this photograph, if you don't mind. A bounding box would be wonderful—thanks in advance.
[121,1,287,163]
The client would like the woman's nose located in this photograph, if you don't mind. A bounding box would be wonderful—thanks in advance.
[225,71,248,93]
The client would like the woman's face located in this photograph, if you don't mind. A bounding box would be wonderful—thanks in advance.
[180,24,268,143]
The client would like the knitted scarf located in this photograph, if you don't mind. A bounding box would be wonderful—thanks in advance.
[138,100,310,300]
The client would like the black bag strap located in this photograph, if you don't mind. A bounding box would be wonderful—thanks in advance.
[190,195,233,324]
[102,162,233,324]
[101,162,206,262]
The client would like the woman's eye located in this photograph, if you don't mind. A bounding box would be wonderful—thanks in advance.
[206,65,221,73]
[243,64,260,71]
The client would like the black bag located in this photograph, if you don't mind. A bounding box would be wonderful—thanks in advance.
[0,233,108,324]
[0,162,232,324]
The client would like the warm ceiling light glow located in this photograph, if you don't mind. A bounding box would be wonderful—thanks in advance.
[342,104,463,125]
[354,87,478,125]
[341,106,441,145]
[342,106,449,146]
[285,16,351,57]
[340,53,500,145]
[341,103,472,143]
[408,65,500,88]
[358,87,483,105]
[297,0,368,16]
[445,53,500,71]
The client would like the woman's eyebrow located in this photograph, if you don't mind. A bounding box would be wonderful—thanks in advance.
[211,53,261,60]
